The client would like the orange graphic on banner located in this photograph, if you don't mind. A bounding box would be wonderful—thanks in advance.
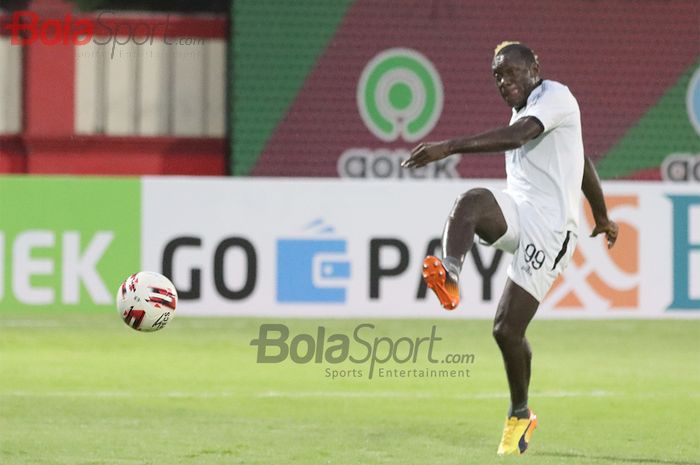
[547,196,639,310]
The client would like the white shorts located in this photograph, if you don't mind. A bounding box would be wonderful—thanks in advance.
[479,189,577,302]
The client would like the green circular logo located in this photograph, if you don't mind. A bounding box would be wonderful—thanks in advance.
[357,48,443,142]
[687,65,700,136]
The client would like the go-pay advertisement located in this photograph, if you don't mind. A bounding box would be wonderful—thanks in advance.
[1,177,698,317]
[142,178,699,318]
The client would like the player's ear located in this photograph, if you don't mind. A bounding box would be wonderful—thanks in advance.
[530,61,540,79]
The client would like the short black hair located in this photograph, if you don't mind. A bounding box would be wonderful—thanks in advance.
[493,41,539,66]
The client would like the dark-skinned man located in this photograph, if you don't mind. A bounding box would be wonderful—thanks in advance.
[402,41,619,456]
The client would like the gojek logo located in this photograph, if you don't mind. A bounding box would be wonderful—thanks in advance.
[658,65,700,183]
[686,65,700,136]
[357,48,443,142]
[276,219,351,303]
[340,48,455,179]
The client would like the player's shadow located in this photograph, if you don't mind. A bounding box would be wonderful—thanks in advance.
[537,451,700,465]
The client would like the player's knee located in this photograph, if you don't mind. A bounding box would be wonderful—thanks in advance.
[454,188,492,218]
[462,188,491,205]
[492,322,520,347]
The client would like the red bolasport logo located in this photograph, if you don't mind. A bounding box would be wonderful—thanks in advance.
[3,11,93,45]
[2,11,179,51]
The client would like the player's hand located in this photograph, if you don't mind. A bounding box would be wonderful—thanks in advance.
[590,219,619,249]
[401,142,450,169]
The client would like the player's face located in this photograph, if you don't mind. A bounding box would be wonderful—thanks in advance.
[492,53,539,110]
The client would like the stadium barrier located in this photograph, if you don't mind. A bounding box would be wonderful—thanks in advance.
[0,7,227,175]
[1,176,698,318]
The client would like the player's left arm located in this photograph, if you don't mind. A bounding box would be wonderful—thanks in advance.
[401,117,543,169]
[581,155,619,248]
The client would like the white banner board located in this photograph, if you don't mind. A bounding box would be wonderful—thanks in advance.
[141,178,700,318]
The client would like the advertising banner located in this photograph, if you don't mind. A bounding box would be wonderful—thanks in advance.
[231,1,700,181]
[141,178,700,318]
[2,176,697,317]
[0,177,140,312]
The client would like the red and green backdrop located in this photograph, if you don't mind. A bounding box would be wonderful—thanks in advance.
[230,0,700,179]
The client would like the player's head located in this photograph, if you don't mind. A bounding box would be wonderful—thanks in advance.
[491,41,541,110]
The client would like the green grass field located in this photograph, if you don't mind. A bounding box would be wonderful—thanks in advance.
[1,313,698,465]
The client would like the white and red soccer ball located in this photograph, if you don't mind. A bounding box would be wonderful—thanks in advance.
[117,272,178,332]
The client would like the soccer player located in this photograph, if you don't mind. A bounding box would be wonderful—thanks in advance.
[401,42,619,456]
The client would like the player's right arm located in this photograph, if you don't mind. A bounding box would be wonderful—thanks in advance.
[581,155,619,248]
[400,117,543,169]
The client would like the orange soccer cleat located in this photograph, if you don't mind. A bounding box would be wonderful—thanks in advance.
[422,256,460,310]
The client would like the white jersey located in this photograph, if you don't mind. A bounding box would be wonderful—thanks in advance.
[505,79,584,233]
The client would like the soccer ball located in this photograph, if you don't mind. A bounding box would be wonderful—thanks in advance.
[116,272,178,332]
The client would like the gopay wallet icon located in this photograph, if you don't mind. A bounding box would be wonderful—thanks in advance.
[277,219,351,303]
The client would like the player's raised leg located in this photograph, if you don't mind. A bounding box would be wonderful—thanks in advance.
[493,278,539,455]
[423,188,507,310]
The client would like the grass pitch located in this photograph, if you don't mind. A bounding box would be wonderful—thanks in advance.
[1,313,698,465]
